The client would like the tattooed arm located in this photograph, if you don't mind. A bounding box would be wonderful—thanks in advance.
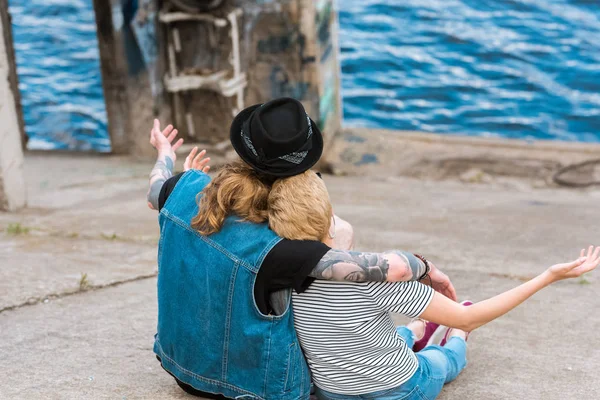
[146,119,182,210]
[147,153,174,210]
[309,249,427,283]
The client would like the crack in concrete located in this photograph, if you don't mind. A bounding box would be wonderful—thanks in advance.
[0,272,157,315]
[1,226,159,245]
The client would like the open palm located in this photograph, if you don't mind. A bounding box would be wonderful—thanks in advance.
[183,147,211,173]
[149,119,183,160]
[549,246,600,281]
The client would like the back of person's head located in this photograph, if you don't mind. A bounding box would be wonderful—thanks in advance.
[268,171,333,242]
[192,161,275,235]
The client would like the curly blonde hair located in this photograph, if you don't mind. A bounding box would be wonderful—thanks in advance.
[267,171,333,242]
[191,162,275,235]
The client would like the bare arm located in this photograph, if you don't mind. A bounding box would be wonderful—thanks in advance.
[147,153,174,210]
[308,248,427,282]
[146,119,182,210]
[147,143,212,210]
[420,246,600,331]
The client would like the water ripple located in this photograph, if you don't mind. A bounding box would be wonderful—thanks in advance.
[9,0,109,152]
[9,0,600,151]
[339,0,600,142]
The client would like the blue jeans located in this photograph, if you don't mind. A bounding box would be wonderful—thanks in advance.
[315,326,467,400]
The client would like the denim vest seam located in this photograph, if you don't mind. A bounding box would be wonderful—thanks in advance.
[283,342,294,392]
[162,209,254,270]
[301,353,306,394]
[262,320,274,397]
[157,217,166,271]
[254,236,283,271]
[161,170,201,211]
[222,261,240,380]
[155,340,265,400]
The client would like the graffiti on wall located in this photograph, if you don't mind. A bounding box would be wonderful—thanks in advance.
[315,0,339,131]
[253,6,316,100]
[257,26,315,65]
[269,65,311,99]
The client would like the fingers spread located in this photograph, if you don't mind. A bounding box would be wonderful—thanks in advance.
[592,246,600,262]
[194,155,210,168]
[162,124,174,138]
[172,138,184,152]
[167,128,178,143]
[203,165,211,173]
[192,149,207,164]
[187,146,198,161]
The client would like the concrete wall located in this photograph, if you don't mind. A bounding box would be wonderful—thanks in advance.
[0,0,26,211]
[240,0,343,149]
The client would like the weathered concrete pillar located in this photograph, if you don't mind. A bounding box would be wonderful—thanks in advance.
[241,0,343,154]
[93,0,162,157]
[93,0,342,159]
[0,0,26,211]
[159,0,342,154]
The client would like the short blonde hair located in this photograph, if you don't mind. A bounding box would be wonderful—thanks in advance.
[268,171,333,241]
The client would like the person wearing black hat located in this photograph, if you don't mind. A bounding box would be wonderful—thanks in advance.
[145,97,456,399]
[230,97,323,177]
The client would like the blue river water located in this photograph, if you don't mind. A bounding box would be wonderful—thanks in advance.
[9,0,109,151]
[8,0,600,152]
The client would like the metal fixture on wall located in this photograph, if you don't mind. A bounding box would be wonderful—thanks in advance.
[160,1,246,138]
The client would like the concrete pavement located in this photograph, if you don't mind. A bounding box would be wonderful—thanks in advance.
[1,151,598,399]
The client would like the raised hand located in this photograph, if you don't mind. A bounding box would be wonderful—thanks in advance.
[147,119,183,210]
[183,147,211,173]
[149,119,183,160]
[548,246,600,281]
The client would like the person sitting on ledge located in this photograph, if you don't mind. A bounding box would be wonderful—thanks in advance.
[266,170,600,400]
[144,97,457,399]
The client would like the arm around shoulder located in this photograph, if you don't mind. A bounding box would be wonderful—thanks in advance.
[308,248,428,283]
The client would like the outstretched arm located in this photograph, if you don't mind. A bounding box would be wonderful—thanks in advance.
[309,249,427,283]
[147,119,182,210]
[147,153,175,210]
[420,246,600,332]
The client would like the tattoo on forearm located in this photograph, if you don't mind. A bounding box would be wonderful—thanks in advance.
[309,249,427,283]
[147,155,174,209]
[309,249,391,282]
[387,250,427,280]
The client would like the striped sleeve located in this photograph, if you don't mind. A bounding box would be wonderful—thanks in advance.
[368,281,434,318]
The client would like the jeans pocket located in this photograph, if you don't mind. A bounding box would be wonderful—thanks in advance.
[411,386,430,400]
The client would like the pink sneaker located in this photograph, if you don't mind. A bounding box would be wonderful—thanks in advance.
[440,300,473,346]
[412,319,441,352]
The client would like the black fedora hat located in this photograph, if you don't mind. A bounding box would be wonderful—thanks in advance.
[230,97,324,177]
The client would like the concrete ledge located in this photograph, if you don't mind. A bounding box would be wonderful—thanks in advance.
[325,127,600,185]
[348,128,600,153]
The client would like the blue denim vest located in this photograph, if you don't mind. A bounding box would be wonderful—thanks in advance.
[154,170,311,400]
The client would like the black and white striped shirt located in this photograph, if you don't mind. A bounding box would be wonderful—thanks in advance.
[291,280,434,395]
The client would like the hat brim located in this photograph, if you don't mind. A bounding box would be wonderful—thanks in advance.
[230,103,324,177]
